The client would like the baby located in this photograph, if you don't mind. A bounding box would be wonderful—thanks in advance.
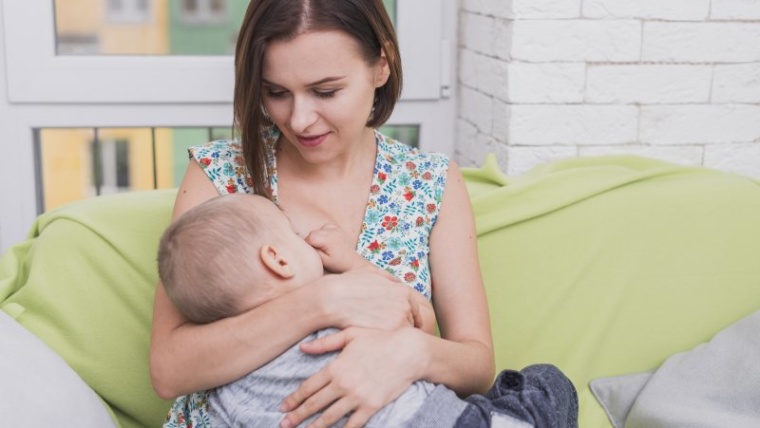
[158,194,578,428]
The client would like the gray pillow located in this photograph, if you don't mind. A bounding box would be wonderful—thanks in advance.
[590,310,760,428]
[589,372,651,428]
[0,309,117,428]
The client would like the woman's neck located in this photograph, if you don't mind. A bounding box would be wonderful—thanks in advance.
[277,128,377,181]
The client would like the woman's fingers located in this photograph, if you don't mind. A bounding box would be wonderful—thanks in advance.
[281,385,341,428]
[281,369,330,413]
[344,408,375,428]
[300,329,351,355]
[305,397,357,428]
[409,292,423,329]
[286,328,424,428]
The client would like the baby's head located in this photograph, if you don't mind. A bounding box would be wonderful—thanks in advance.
[158,194,323,324]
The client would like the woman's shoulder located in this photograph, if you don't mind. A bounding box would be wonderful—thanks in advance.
[186,129,278,195]
[188,139,243,163]
[187,139,252,195]
[374,131,450,176]
[188,128,278,163]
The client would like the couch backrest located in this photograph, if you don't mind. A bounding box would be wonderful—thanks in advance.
[1,156,759,428]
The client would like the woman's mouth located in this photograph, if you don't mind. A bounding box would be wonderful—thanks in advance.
[296,133,328,148]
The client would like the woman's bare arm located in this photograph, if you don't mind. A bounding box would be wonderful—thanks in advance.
[149,161,331,398]
[417,160,495,394]
[149,161,422,398]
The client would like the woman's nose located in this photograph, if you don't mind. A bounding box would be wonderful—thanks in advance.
[290,96,318,133]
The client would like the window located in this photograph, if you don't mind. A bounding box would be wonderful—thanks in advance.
[106,0,152,24]
[0,0,455,251]
[180,0,228,25]
[35,125,419,212]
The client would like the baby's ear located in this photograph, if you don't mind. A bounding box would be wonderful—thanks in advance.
[260,245,294,279]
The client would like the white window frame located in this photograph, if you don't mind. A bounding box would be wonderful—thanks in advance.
[3,0,446,103]
[0,0,457,252]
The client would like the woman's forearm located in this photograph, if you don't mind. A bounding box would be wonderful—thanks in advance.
[417,330,496,396]
[149,279,331,399]
[150,268,420,398]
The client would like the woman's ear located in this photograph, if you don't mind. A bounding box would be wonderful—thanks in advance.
[260,245,295,279]
[375,49,391,88]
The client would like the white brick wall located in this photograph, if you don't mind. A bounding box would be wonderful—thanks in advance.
[713,64,760,103]
[711,0,760,20]
[586,65,712,104]
[510,20,642,62]
[456,0,760,179]
[583,0,710,20]
[643,22,760,63]
[509,105,638,145]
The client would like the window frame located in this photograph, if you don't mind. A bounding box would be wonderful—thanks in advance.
[3,0,446,103]
[0,0,457,252]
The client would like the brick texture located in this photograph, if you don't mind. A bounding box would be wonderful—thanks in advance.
[456,0,760,178]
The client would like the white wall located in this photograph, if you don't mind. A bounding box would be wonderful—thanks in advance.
[456,0,760,178]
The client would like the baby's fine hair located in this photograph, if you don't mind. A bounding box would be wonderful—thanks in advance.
[158,195,269,324]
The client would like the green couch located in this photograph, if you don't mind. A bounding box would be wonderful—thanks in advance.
[1,155,759,427]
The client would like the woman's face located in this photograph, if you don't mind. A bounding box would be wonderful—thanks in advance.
[261,30,389,164]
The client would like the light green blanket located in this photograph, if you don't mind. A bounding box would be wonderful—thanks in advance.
[1,155,759,428]
[465,155,760,426]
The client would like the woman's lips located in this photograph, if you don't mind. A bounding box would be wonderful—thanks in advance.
[296,133,328,148]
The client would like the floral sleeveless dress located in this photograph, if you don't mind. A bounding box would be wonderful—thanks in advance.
[163,129,449,427]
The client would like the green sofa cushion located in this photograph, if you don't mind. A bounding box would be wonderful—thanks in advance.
[1,155,759,428]
[466,155,760,426]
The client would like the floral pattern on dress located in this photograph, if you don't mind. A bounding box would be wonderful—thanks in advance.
[167,129,449,428]
[164,391,210,428]
[355,132,448,299]
[188,126,279,198]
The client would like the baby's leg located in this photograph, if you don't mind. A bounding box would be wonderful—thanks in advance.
[458,364,578,428]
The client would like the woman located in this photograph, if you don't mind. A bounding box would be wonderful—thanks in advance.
[150,1,494,427]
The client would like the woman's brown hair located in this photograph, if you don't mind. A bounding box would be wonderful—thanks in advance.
[233,0,402,198]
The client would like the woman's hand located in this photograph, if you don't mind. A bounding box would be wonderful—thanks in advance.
[320,269,423,331]
[279,327,426,428]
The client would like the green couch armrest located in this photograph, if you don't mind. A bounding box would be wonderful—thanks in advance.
[0,189,177,428]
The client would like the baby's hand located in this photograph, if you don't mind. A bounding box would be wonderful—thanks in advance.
[305,224,365,273]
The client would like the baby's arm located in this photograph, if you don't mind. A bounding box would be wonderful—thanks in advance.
[306,224,437,335]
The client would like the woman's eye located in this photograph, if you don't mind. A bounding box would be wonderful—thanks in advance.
[266,90,288,99]
[314,89,338,99]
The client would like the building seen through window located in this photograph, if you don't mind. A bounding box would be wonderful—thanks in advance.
[42,0,409,212]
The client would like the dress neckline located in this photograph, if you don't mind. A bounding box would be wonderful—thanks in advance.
[266,128,384,253]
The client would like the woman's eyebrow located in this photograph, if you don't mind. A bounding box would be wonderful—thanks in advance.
[262,76,346,88]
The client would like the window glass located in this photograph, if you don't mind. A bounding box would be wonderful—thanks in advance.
[54,0,397,56]
[37,122,416,211]
[379,124,419,148]
[37,127,204,211]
